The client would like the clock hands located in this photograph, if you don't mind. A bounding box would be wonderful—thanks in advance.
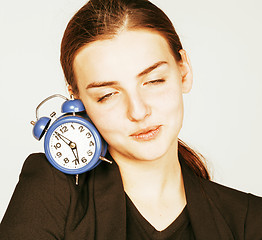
[54,131,72,146]
[54,131,79,161]
[54,131,80,186]
[72,146,80,165]
[53,129,111,180]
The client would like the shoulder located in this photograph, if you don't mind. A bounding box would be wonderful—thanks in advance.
[19,153,75,194]
[20,152,66,179]
[202,178,262,239]
[17,152,91,206]
[19,153,90,189]
[202,178,251,205]
[202,178,262,208]
[0,153,90,239]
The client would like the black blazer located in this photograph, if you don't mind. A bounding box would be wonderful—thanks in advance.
[0,153,262,239]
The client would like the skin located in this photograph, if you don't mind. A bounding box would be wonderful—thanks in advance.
[72,29,193,230]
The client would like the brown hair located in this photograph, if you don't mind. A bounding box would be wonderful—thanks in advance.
[60,0,210,180]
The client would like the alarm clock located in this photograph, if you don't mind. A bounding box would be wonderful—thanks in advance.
[31,94,109,180]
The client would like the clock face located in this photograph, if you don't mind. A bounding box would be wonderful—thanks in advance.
[47,120,97,172]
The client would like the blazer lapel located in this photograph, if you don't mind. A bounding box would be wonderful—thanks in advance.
[180,158,234,240]
[93,154,126,240]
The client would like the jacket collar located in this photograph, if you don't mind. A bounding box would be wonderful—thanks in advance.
[93,154,126,240]
[93,153,234,240]
[180,158,234,240]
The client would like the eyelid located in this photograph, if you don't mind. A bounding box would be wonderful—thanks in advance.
[143,79,166,85]
[97,92,118,103]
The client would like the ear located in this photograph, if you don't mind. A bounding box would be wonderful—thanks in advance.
[178,49,193,93]
[67,85,77,98]
[68,85,73,96]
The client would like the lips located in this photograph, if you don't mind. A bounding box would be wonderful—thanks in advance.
[130,125,161,141]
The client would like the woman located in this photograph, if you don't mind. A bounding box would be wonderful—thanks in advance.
[0,0,261,239]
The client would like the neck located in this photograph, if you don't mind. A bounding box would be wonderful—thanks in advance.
[110,141,185,203]
[109,141,187,231]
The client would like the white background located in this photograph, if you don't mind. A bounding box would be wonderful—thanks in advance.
[0,0,261,221]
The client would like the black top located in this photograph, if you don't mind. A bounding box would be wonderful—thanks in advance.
[126,194,195,239]
[0,153,262,240]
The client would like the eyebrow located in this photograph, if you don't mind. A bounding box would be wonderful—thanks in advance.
[137,61,168,78]
[85,60,168,89]
[86,81,118,89]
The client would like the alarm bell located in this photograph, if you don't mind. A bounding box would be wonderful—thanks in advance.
[61,99,85,113]
[32,94,85,141]
[32,117,51,141]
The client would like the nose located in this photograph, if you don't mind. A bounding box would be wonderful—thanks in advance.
[126,92,151,122]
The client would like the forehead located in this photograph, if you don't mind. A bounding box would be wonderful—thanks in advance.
[73,30,175,82]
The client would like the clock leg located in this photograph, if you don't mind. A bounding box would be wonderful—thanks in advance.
[99,156,113,164]
[75,174,79,185]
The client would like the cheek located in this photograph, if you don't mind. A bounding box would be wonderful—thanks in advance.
[82,101,124,142]
[152,82,183,115]
[154,84,184,136]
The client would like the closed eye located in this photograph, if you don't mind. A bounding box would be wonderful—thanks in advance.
[97,92,117,103]
[143,79,166,86]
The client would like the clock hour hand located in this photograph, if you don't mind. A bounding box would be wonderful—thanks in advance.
[72,146,80,164]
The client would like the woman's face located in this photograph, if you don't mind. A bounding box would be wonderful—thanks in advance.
[73,30,192,162]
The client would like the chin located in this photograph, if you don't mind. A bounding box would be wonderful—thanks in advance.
[127,140,178,162]
[107,130,179,163]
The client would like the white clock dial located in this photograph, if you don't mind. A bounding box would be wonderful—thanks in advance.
[48,122,96,170]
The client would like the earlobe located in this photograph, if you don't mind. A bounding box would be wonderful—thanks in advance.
[179,49,193,93]
[67,85,75,98]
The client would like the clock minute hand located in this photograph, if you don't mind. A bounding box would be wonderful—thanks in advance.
[55,131,79,162]
[55,131,72,146]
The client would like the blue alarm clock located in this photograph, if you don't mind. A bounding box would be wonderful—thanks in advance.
[31,94,109,183]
